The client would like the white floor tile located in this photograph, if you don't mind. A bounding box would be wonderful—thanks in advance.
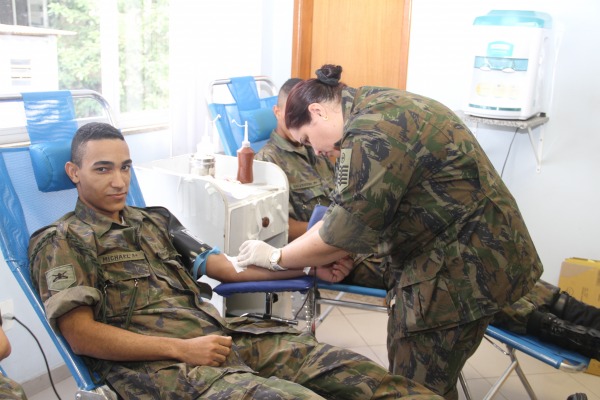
[369,344,390,369]
[345,312,388,346]
[465,338,513,379]
[27,375,77,400]
[571,372,600,398]
[458,377,506,400]
[315,313,367,348]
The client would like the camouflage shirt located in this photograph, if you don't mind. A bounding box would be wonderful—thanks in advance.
[0,375,27,400]
[319,87,543,335]
[28,200,298,397]
[256,130,335,222]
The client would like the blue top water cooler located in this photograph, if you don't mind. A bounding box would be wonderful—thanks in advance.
[465,10,552,120]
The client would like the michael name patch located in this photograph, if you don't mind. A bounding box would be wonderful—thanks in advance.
[99,251,145,265]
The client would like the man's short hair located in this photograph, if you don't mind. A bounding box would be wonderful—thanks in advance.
[278,78,303,105]
[71,122,124,166]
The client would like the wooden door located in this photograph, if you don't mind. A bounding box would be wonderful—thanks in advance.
[292,0,412,89]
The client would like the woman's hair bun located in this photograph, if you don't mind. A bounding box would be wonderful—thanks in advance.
[316,64,342,86]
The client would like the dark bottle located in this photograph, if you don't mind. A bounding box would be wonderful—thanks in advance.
[237,140,254,183]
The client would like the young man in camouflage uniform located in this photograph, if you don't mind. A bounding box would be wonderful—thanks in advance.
[256,78,385,289]
[236,65,543,399]
[28,122,441,400]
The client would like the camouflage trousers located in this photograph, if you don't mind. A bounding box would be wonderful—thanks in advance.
[388,316,492,400]
[0,374,27,400]
[492,279,560,334]
[108,332,441,400]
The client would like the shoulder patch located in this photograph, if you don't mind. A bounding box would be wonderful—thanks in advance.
[46,264,76,292]
[337,148,352,192]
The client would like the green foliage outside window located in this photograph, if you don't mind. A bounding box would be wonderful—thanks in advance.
[47,0,169,117]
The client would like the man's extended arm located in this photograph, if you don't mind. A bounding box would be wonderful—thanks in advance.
[205,252,305,282]
[206,251,353,283]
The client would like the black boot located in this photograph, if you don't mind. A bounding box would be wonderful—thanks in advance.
[567,394,588,400]
[527,311,600,360]
[551,292,600,331]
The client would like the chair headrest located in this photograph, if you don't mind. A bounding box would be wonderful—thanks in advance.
[29,140,75,192]
[239,108,277,143]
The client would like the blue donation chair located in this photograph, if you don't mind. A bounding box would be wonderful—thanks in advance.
[207,76,278,156]
[213,277,314,325]
[0,90,145,399]
[459,325,590,400]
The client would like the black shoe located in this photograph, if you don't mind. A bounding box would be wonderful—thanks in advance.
[528,311,600,360]
[551,292,600,331]
[566,393,588,400]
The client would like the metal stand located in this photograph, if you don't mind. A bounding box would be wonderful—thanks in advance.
[457,111,549,173]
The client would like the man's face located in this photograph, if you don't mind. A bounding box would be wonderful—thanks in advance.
[66,139,132,222]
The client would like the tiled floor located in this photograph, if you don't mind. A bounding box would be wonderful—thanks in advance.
[28,295,600,400]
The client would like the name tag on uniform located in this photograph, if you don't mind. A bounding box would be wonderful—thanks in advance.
[99,251,145,265]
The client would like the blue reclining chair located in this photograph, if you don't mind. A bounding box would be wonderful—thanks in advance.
[207,76,278,156]
[213,277,315,326]
[0,90,145,399]
[459,325,590,400]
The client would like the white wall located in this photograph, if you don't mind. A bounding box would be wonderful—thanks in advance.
[168,0,293,156]
[406,0,600,284]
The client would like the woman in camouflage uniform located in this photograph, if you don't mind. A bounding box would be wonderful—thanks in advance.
[256,77,385,289]
[237,65,543,399]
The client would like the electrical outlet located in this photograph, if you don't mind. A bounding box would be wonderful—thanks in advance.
[0,299,14,331]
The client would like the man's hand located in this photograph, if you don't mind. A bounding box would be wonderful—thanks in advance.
[237,240,276,269]
[178,335,232,367]
[314,256,354,283]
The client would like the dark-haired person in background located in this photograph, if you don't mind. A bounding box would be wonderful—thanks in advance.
[236,64,543,399]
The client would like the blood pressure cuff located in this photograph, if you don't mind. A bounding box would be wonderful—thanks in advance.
[151,206,220,279]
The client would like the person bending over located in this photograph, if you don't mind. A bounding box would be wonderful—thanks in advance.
[236,65,543,399]
[256,77,385,289]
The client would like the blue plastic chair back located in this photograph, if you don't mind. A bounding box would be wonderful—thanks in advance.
[0,90,145,392]
[208,76,278,156]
